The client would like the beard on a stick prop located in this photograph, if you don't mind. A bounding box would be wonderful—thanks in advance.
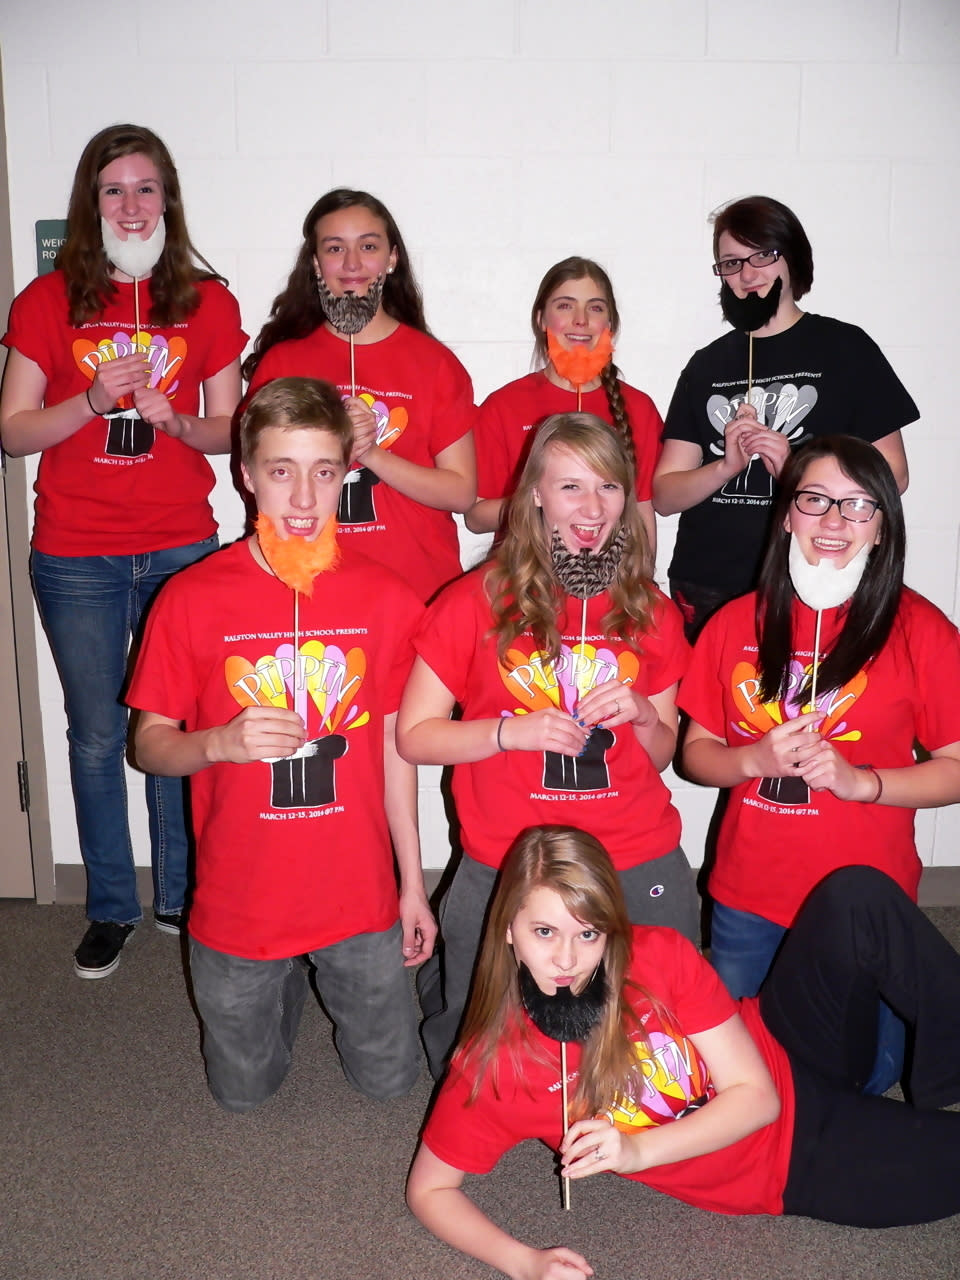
[547,329,614,409]
[255,512,341,714]
[719,276,782,335]
[788,534,870,711]
[519,960,607,1211]
[255,513,340,596]
[101,217,166,356]
[720,277,783,414]
[316,273,386,397]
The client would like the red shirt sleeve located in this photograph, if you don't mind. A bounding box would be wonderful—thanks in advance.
[677,604,738,737]
[644,591,693,694]
[412,571,486,704]
[474,387,515,499]
[424,341,476,458]
[422,1062,521,1175]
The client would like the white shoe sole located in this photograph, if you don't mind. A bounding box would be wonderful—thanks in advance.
[73,952,123,979]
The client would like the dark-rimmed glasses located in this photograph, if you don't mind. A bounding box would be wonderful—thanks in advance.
[712,249,781,277]
[792,491,881,523]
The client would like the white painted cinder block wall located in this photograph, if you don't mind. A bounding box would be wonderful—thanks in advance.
[2,0,959,874]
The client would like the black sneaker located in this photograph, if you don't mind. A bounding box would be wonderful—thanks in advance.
[73,922,135,979]
[154,911,183,936]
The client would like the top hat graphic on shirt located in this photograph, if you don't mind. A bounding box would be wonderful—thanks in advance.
[543,724,614,792]
[338,466,380,524]
[268,735,348,809]
[104,409,154,458]
[757,773,809,806]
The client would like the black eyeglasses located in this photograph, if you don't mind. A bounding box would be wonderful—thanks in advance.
[712,248,782,277]
[792,491,881,523]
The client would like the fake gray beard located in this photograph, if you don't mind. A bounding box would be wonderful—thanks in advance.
[720,276,782,333]
[315,272,385,335]
[101,216,166,279]
[550,527,626,600]
[788,534,871,611]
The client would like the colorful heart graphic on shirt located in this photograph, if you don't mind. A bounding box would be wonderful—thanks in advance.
[356,394,408,451]
[729,659,864,744]
[300,641,368,733]
[72,331,186,411]
[224,642,368,738]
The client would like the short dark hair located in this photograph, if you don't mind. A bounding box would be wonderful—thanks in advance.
[239,377,352,466]
[712,195,814,300]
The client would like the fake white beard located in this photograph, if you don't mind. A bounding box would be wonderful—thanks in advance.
[101,216,166,279]
[788,534,871,611]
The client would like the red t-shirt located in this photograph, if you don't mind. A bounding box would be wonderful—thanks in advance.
[474,371,661,503]
[2,270,246,555]
[413,568,689,870]
[247,323,475,602]
[679,589,960,926]
[423,925,795,1216]
[126,539,424,959]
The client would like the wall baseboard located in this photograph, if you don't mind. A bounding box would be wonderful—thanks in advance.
[48,863,960,910]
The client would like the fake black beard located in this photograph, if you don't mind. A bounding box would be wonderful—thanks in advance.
[719,276,783,333]
[550,527,626,600]
[518,961,608,1043]
[315,273,385,335]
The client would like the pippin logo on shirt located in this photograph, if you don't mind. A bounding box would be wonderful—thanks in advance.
[604,1023,714,1132]
[498,640,639,792]
[73,330,186,459]
[705,380,818,502]
[338,394,408,525]
[730,657,866,808]
[225,640,369,810]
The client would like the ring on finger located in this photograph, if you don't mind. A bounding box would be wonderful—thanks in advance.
[594,1147,603,1162]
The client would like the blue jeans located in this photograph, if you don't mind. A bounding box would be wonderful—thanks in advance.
[189,923,420,1111]
[32,537,217,924]
[711,898,906,1094]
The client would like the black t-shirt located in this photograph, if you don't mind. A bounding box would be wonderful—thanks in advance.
[663,313,918,598]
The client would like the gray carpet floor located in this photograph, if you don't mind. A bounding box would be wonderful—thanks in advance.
[3,899,960,1280]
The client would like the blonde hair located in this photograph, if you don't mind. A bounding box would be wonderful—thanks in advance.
[486,413,657,663]
[457,825,660,1118]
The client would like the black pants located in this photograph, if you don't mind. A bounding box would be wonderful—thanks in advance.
[760,866,960,1227]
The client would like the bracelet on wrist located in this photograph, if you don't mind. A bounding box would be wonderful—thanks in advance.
[862,766,883,804]
[496,717,507,752]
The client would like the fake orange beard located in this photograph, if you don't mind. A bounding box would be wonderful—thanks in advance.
[547,328,614,388]
[255,513,340,596]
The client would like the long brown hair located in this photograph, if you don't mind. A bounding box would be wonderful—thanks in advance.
[57,123,225,326]
[457,825,658,1118]
[531,257,636,474]
[242,188,429,382]
[486,413,657,663]
[755,436,905,702]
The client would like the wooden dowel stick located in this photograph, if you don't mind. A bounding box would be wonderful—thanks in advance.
[747,332,754,402]
[810,608,823,715]
[561,1041,571,1211]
